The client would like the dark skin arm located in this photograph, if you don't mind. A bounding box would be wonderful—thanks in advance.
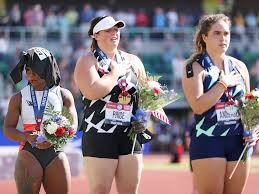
[3,93,38,145]
[36,87,78,149]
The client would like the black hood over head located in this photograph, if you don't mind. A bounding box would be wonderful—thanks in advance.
[10,47,61,88]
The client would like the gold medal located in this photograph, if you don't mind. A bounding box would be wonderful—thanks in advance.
[118,93,131,104]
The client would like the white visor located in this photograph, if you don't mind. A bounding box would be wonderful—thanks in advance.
[92,16,125,34]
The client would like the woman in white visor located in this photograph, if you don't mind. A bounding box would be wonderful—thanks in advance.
[74,16,150,194]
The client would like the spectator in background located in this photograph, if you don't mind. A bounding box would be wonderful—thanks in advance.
[9,3,21,26]
[152,7,166,28]
[170,120,184,163]
[0,32,9,54]
[129,35,143,55]
[23,5,34,26]
[115,9,131,27]
[182,13,259,194]
[0,5,8,26]
[32,4,44,27]
[65,6,79,27]
[79,3,95,24]
[95,5,111,17]
[245,11,257,40]
[136,9,149,27]
[125,8,136,27]
[157,123,171,153]
[45,7,58,32]
[57,9,70,43]
[79,3,95,35]
[161,46,174,66]
[45,7,59,41]
[171,53,184,88]
[167,8,179,32]
[233,11,245,40]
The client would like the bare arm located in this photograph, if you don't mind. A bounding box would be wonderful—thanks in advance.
[74,54,124,100]
[3,93,35,142]
[182,62,227,115]
[60,88,78,131]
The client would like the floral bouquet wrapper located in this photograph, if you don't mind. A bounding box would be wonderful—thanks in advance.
[238,89,259,161]
[36,104,76,150]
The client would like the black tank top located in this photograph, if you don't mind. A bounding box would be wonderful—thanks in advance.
[80,52,138,133]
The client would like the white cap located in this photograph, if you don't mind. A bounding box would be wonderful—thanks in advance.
[92,16,125,34]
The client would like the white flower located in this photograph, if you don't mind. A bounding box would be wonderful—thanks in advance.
[251,90,259,97]
[61,116,70,125]
[46,121,59,134]
[147,81,161,89]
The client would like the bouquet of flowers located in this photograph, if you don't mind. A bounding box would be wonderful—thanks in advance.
[138,75,180,111]
[129,74,180,153]
[229,89,259,179]
[36,104,76,150]
[238,89,259,161]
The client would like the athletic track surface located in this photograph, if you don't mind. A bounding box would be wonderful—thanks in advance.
[0,154,258,194]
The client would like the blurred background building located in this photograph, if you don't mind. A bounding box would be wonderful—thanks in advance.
[0,0,259,158]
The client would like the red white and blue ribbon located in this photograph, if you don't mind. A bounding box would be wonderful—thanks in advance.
[151,109,170,125]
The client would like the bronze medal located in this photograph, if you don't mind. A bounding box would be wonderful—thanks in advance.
[118,93,131,104]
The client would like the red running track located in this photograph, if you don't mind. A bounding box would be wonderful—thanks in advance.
[0,154,258,194]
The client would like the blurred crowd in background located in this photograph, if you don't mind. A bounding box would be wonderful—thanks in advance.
[0,1,259,161]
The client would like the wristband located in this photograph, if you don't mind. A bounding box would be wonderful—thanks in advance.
[218,80,227,90]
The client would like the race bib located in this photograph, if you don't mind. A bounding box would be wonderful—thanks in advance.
[215,102,240,125]
[105,102,132,126]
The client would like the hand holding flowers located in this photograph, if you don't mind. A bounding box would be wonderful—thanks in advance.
[128,109,150,140]
[229,89,259,179]
[239,89,259,161]
[35,104,76,150]
[129,74,180,154]
[243,126,259,148]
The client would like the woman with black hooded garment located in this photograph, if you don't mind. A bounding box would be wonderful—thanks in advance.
[3,47,78,194]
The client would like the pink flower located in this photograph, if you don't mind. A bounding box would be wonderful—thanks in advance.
[153,87,161,95]
[68,128,75,137]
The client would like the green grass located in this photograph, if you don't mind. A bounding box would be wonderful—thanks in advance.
[143,157,259,173]
[144,159,190,171]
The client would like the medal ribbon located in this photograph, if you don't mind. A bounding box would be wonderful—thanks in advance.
[30,85,49,131]
[94,46,130,96]
[225,89,235,105]
[118,79,129,96]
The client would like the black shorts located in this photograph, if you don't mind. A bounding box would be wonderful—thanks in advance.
[82,131,142,159]
[190,135,248,161]
[23,142,61,169]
